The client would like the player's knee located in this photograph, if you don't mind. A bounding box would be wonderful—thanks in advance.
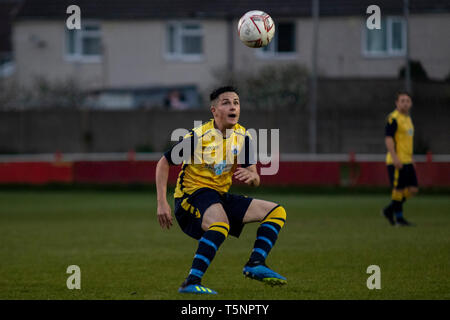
[202,203,229,231]
[201,213,229,231]
[392,189,404,201]
[403,187,418,200]
[262,205,287,228]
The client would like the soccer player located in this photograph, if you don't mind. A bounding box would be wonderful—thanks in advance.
[155,86,287,294]
[382,92,418,226]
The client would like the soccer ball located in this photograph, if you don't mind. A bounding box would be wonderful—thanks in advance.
[238,10,275,48]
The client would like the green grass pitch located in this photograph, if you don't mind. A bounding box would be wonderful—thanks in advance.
[0,189,449,300]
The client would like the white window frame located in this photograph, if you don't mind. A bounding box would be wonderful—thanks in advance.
[257,21,297,59]
[362,16,406,58]
[65,21,102,63]
[164,21,204,62]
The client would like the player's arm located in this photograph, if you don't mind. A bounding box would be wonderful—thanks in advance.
[234,133,259,186]
[156,156,173,229]
[385,137,403,169]
[385,118,402,169]
[234,164,260,187]
[156,132,196,229]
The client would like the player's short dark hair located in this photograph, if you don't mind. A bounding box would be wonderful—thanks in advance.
[210,86,239,101]
[395,91,412,101]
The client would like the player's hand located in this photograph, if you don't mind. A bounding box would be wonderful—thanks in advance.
[393,158,403,169]
[234,167,258,186]
[157,200,173,230]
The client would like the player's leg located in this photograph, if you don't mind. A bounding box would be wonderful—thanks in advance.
[391,187,407,224]
[179,203,229,294]
[407,186,419,196]
[396,165,418,226]
[404,164,419,201]
[383,165,403,225]
[201,203,229,230]
[242,199,287,285]
[397,187,418,225]
[402,163,418,203]
[382,165,396,225]
[243,199,286,263]
[402,186,418,204]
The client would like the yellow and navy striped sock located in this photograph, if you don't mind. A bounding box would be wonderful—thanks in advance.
[248,205,286,265]
[391,189,404,219]
[186,222,229,283]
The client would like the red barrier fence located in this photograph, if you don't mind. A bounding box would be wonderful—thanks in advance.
[0,162,72,184]
[73,161,180,184]
[1,155,449,187]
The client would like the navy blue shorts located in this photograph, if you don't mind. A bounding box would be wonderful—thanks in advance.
[387,164,418,189]
[174,187,253,240]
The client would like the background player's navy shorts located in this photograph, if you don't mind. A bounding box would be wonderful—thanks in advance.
[174,187,253,240]
[387,164,418,189]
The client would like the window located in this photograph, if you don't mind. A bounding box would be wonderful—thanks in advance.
[364,17,405,56]
[166,22,203,60]
[259,22,296,57]
[65,22,102,61]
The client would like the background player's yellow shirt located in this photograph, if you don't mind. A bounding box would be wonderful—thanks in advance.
[168,119,254,198]
[385,110,414,164]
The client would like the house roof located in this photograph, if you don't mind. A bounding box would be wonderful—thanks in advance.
[14,0,450,20]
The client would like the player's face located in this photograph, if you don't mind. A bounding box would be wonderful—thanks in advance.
[396,94,412,114]
[211,92,240,129]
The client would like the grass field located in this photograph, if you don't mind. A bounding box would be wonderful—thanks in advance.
[0,189,449,300]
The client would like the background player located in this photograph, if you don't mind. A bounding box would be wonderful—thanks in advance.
[155,86,287,294]
[382,92,418,226]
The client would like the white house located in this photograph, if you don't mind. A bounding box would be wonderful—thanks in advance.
[11,0,450,102]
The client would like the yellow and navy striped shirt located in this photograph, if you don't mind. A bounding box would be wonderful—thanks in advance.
[385,109,414,164]
[164,119,255,198]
